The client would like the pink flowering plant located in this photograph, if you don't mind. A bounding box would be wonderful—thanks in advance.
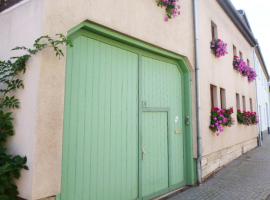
[157,0,180,21]
[233,56,247,75]
[233,56,257,82]
[247,67,257,82]
[209,107,234,135]
[210,39,228,58]
[237,110,258,125]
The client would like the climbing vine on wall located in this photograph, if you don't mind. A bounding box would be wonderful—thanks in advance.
[0,34,72,199]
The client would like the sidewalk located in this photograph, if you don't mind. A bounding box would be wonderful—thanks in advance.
[168,134,270,200]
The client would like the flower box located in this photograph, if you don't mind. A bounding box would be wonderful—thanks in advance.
[209,107,234,135]
[233,56,257,82]
[210,39,228,58]
[157,0,180,21]
[237,110,258,125]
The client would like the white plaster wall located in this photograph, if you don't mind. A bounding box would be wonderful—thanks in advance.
[199,0,258,157]
[254,53,270,132]
[0,0,44,199]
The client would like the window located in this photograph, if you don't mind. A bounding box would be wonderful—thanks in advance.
[211,21,218,41]
[220,88,226,109]
[250,98,253,111]
[210,85,218,108]
[0,0,22,12]
[239,51,243,59]
[242,96,246,111]
[233,45,237,56]
[236,93,240,110]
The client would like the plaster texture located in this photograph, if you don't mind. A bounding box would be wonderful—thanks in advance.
[198,0,259,177]
[0,0,260,199]
[0,0,195,199]
[0,0,44,199]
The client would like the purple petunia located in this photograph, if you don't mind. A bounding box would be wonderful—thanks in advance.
[211,39,228,58]
[157,0,181,21]
[209,107,234,135]
[233,56,257,82]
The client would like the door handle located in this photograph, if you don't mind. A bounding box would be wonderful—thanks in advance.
[142,146,146,160]
[141,101,147,108]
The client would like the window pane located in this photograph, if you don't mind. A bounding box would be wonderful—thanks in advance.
[236,93,240,110]
[239,51,243,59]
[220,88,226,109]
[210,84,218,108]
[211,21,218,41]
[233,45,237,56]
[242,96,246,111]
[250,98,253,111]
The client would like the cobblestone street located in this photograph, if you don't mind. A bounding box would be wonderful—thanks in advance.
[168,134,270,200]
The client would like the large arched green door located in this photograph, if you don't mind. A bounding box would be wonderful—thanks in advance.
[58,26,192,200]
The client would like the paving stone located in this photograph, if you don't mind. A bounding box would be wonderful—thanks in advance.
[168,134,270,200]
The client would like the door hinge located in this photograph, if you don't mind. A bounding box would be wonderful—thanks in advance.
[185,116,190,126]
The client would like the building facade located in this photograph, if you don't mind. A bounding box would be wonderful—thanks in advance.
[198,0,259,179]
[254,47,270,141]
[0,1,197,200]
[0,0,267,200]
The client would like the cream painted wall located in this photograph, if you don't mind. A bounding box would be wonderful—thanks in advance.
[199,0,258,157]
[0,0,44,199]
[33,0,196,198]
[1,0,196,199]
[0,0,260,198]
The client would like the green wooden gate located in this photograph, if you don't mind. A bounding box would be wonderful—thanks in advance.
[140,56,185,199]
[58,23,195,200]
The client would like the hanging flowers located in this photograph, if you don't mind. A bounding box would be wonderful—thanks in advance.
[237,110,258,125]
[210,39,228,58]
[157,0,181,21]
[209,107,234,135]
[247,67,257,82]
[233,56,257,82]
[233,56,247,75]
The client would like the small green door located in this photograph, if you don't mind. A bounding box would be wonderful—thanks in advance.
[141,111,169,197]
[140,56,185,199]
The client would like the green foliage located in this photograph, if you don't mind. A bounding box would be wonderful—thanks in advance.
[0,111,14,144]
[0,34,71,199]
[156,0,180,21]
[0,148,28,200]
[237,110,258,125]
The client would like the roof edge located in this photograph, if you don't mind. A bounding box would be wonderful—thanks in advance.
[217,0,257,47]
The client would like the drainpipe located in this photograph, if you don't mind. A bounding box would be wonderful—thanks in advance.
[193,0,202,184]
[253,44,262,146]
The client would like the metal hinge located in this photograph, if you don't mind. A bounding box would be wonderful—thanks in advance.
[185,116,190,126]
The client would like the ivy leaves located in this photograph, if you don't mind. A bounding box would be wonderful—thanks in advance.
[0,34,72,110]
[0,149,28,200]
[0,111,14,144]
[0,34,71,198]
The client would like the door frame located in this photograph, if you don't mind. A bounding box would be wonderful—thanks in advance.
[63,21,196,200]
